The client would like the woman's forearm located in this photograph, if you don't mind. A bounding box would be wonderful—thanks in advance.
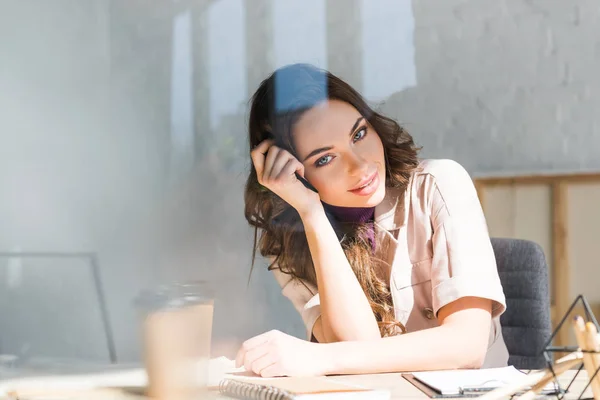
[320,323,490,375]
[300,205,380,342]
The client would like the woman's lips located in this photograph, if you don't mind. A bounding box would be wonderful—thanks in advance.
[348,172,379,196]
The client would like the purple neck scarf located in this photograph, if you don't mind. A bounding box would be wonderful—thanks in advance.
[323,203,376,252]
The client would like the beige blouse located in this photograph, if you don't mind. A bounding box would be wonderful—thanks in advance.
[272,159,509,368]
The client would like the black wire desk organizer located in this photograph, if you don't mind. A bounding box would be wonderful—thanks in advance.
[479,295,600,400]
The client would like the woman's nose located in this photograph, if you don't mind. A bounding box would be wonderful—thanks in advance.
[346,152,369,177]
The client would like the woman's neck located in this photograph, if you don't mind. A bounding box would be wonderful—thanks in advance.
[322,203,375,224]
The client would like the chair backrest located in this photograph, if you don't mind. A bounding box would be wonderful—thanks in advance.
[491,238,552,369]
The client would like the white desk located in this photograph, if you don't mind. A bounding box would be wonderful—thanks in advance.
[1,363,593,399]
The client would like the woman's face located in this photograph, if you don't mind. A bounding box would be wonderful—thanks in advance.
[293,99,386,208]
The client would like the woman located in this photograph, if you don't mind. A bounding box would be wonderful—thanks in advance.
[238,63,507,377]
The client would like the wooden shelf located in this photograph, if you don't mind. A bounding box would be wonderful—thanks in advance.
[474,172,600,187]
[474,172,600,348]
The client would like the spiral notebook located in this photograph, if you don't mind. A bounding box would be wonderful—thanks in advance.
[218,377,390,400]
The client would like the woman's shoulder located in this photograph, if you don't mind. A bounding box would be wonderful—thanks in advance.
[405,159,476,203]
[412,158,472,185]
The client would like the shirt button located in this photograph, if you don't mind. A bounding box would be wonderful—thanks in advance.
[423,307,435,320]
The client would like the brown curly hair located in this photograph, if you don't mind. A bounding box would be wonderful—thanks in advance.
[244,64,420,337]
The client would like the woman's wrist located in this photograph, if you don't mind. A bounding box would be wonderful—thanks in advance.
[317,340,377,376]
[297,202,325,222]
[315,342,342,376]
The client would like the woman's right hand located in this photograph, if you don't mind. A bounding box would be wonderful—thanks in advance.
[251,139,321,216]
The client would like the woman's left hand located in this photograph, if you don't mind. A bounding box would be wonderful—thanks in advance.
[235,330,330,377]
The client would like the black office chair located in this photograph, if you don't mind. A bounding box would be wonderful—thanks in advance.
[491,238,552,370]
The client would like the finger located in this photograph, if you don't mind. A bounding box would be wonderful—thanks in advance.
[252,139,275,154]
[243,331,273,349]
[268,150,294,181]
[296,162,305,179]
[262,146,281,182]
[235,332,271,368]
[258,363,283,378]
[276,158,302,181]
[251,352,278,376]
[243,345,270,373]
[250,140,274,178]
[235,346,245,369]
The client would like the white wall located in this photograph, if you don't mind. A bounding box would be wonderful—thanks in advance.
[1,0,599,362]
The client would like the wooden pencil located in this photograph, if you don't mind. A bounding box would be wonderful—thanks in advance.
[573,316,600,400]
[586,322,600,400]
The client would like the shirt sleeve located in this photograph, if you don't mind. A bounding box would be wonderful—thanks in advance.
[271,265,321,341]
[426,160,506,318]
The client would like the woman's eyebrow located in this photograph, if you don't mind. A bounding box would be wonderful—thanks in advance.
[302,116,365,162]
[302,145,333,162]
[348,117,365,137]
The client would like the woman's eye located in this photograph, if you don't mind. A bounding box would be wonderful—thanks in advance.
[315,155,333,167]
[353,127,367,142]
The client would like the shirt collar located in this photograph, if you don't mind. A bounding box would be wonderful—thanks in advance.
[374,185,405,231]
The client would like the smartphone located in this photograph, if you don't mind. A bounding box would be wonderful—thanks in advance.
[296,173,318,193]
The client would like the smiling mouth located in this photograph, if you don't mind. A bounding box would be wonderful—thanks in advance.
[348,171,378,193]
